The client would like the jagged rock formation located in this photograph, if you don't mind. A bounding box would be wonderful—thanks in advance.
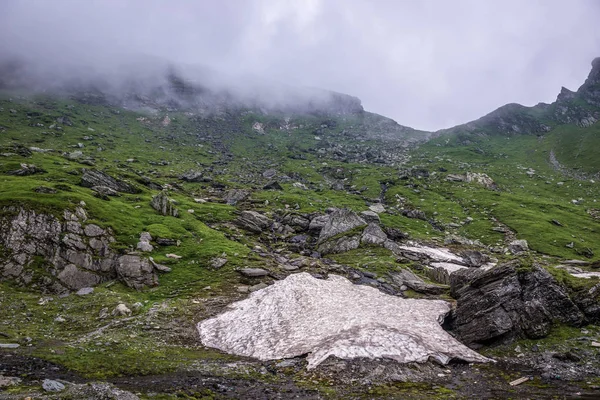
[450,261,585,346]
[80,169,140,194]
[198,272,490,369]
[0,207,164,292]
[150,191,179,217]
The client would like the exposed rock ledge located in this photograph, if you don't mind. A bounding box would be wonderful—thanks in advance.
[0,207,165,292]
[198,272,490,369]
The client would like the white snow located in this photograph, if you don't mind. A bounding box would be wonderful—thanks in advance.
[198,273,490,369]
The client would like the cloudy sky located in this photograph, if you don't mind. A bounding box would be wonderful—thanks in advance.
[1,0,600,131]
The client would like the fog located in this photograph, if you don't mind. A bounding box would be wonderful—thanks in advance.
[1,0,599,130]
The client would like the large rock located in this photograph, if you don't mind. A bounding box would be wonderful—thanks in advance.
[234,211,272,233]
[81,169,140,194]
[318,209,366,242]
[116,255,158,290]
[360,223,388,245]
[509,239,529,255]
[451,261,584,346]
[150,191,179,217]
[223,189,250,205]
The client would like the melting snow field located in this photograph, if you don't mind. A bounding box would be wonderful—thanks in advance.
[197,272,490,369]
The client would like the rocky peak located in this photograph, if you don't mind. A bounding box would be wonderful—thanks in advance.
[556,86,576,102]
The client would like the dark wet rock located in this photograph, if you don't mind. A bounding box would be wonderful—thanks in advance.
[34,186,57,194]
[318,209,366,242]
[223,189,250,205]
[239,268,269,277]
[360,223,388,245]
[450,261,585,346]
[308,214,329,232]
[281,214,310,230]
[8,163,46,176]
[389,268,449,295]
[235,211,272,233]
[384,227,409,241]
[263,181,283,190]
[151,191,179,217]
[81,169,140,194]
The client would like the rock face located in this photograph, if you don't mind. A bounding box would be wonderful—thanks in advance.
[151,191,179,217]
[80,169,139,194]
[450,261,584,346]
[0,207,162,292]
[318,209,366,242]
[198,273,490,369]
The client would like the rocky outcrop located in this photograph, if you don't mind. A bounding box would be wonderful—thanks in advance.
[389,268,449,295]
[450,261,584,347]
[318,209,366,242]
[80,169,140,194]
[180,170,212,182]
[318,235,360,255]
[235,211,273,233]
[223,189,250,205]
[0,207,165,292]
[150,191,179,217]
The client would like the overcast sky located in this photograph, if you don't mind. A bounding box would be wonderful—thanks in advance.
[1,0,600,131]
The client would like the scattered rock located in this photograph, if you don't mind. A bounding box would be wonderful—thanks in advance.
[151,191,179,217]
[368,204,386,214]
[112,303,132,316]
[509,240,529,255]
[76,287,94,296]
[240,268,269,277]
[210,257,228,269]
[263,181,283,190]
[249,282,269,292]
[136,232,154,252]
[8,163,46,176]
[180,170,211,182]
[42,379,65,392]
[223,189,250,205]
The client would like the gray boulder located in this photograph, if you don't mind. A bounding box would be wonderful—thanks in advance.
[81,169,140,194]
[115,255,158,290]
[451,261,584,346]
[240,268,269,277]
[235,211,272,233]
[318,209,366,242]
[223,189,250,205]
[8,163,46,176]
[360,223,388,245]
[180,170,211,182]
[462,250,490,267]
[308,215,329,232]
[509,239,529,254]
[318,235,360,255]
[360,210,381,224]
[43,379,65,392]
